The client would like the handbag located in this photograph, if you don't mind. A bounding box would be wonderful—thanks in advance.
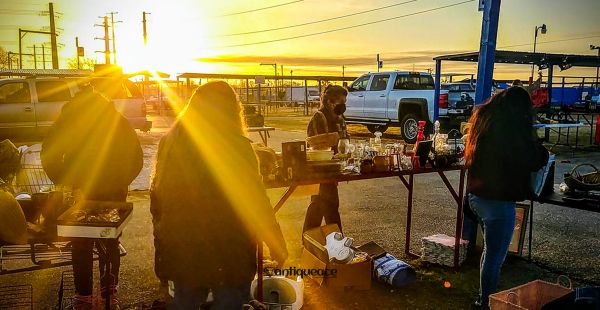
[531,152,554,197]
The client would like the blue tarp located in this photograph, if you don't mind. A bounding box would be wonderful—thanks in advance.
[551,86,599,106]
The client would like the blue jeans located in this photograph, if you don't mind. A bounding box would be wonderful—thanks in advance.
[462,194,516,308]
[169,283,251,310]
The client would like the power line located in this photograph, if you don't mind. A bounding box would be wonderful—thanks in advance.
[213,0,474,48]
[215,0,303,17]
[0,9,40,15]
[342,34,600,67]
[498,35,600,49]
[215,0,417,37]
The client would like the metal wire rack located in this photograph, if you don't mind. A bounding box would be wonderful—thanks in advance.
[13,164,55,194]
[57,270,74,310]
[0,284,33,309]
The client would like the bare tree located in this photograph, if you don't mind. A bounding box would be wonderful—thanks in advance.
[66,56,96,70]
[0,46,9,69]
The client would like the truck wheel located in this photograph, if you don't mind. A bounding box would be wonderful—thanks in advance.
[400,113,420,144]
[367,125,388,134]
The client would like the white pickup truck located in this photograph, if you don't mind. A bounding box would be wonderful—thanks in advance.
[344,71,452,143]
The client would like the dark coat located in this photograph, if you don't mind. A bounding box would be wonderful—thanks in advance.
[467,128,549,202]
[41,88,143,201]
[150,123,287,287]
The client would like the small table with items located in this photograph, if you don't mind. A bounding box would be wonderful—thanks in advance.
[248,126,276,146]
[527,185,600,261]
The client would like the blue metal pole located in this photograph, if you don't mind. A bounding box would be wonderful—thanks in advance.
[547,65,553,106]
[474,0,502,105]
[433,59,441,121]
[560,77,565,106]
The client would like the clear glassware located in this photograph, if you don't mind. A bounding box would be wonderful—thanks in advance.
[338,138,350,155]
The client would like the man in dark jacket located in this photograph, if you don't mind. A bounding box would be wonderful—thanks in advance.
[42,84,143,309]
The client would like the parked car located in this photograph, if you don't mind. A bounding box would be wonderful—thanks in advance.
[0,76,151,138]
[344,71,453,143]
[441,83,475,109]
[283,86,320,106]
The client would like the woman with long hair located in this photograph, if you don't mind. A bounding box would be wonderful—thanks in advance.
[303,84,348,233]
[463,86,549,308]
[150,81,288,309]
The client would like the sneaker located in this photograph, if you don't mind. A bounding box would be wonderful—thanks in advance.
[100,286,120,310]
[72,294,94,310]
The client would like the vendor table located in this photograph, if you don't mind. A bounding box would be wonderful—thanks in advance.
[248,126,275,146]
[533,123,585,151]
[256,165,467,300]
[539,112,600,147]
[527,185,600,261]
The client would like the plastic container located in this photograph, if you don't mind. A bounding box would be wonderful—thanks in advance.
[306,149,334,161]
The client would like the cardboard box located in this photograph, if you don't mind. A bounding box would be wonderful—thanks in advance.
[300,224,372,290]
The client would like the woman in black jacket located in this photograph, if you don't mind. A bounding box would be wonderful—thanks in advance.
[463,86,548,308]
[150,81,287,309]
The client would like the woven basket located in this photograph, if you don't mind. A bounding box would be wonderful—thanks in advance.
[489,276,572,310]
[564,163,600,192]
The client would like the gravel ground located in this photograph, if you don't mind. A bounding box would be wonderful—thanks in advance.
[1,113,599,309]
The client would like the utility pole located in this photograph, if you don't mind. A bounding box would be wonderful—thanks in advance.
[342,65,345,77]
[143,11,150,45]
[108,11,121,64]
[7,52,14,69]
[75,37,80,69]
[28,45,49,69]
[377,54,380,72]
[41,45,46,69]
[103,16,110,64]
[18,29,23,69]
[32,45,37,69]
[49,2,59,69]
[94,16,111,65]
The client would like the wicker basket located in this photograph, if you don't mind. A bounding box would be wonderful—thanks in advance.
[564,164,600,192]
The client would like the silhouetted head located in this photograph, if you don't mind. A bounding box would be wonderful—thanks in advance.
[180,81,246,136]
[465,86,534,166]
[320,84,348,115]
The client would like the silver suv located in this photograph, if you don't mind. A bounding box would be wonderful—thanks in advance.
[0,76,151,137]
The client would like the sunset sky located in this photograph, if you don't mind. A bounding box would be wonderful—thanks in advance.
[1,0,599,79]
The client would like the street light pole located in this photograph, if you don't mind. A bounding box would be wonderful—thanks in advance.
[260,63,277,100]
[531,24,547,82]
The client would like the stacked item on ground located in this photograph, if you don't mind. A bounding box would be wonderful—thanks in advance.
[357,241,416,288]
[420,234,468,267]
[300,224,372,290]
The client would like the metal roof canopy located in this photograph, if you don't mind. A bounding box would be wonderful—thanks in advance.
[0,69,93,77]
[434,50,600,68]
[432,49,600,118]
[126,70,171,79]
[176,72,356,82]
